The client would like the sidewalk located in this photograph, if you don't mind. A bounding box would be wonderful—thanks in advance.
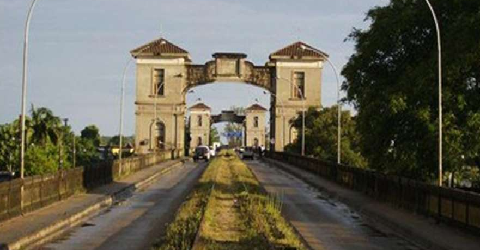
[0,159,184,250]
[263,158,480,250]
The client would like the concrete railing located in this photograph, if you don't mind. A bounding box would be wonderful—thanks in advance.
[0,151,172,222]
[268,152,480,234]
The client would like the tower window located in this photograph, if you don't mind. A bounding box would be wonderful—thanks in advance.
[154,69,165,96]
[197,115,203,127]
[254,116,259,128]
[292,72,305,99]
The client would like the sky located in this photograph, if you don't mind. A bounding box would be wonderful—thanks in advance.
[0,0,388,136]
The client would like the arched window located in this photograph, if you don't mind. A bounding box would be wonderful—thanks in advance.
[156,121,166,149]
[154,69,165,96]
[254,138,259,147]
[292,72,305,99]
[197,115,203,127]
[253,116,259,128]
[198,136,203,146]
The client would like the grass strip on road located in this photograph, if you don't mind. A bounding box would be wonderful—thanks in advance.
[152,151,307,250]
[151,160,218,250]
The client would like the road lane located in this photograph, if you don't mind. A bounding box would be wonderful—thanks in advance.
[246,160,425,250]
[40,161,205,250]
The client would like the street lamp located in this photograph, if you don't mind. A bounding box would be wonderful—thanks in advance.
[263,90,286,151]
[118,58,134,164]
[275,77,306,156]
[20,0,41,180]
[300,45,342,164]
[149,74,183,152]
[424,0,443,187]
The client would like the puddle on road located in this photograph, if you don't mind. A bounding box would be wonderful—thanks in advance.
[81,222,95,227]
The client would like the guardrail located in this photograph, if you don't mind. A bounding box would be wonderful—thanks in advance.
[268,152,480,234]
[0,151,172,222]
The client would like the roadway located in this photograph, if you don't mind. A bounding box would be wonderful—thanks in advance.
[39,161,206,250]
[246,159,425,250]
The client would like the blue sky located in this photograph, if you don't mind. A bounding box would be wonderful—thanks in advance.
[0,0,388,136]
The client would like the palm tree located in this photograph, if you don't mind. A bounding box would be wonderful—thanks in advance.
[30,105,62,146]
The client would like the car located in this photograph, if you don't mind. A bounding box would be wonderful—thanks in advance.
[0,171,15,182]
[209,146,216,157]
[242,146,254,160]
[193,146,210,162]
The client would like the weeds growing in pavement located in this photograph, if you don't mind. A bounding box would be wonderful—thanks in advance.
[152,151,306,250]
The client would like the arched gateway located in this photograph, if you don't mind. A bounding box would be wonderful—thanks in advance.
[131,38,328,156]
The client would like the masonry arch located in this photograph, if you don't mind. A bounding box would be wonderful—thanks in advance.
[131,37,327,156]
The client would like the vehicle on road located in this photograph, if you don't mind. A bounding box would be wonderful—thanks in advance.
[193,146,210,162]
[209,146,216,157]
[0,171,15,182]
[242,146,254,160]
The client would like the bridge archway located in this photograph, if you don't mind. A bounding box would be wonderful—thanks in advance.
[131,38,327,156]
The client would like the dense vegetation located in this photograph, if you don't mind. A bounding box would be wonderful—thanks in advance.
[341,0,480,182]
[287,106,367,168]
[0,106,103,176]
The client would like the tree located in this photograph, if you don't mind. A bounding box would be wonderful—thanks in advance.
[0,123,20,172]
[81,125,101,146]
[286,106,367,168]
[210,126,220,145]
[341,0,480,180]
[30,105,62,146]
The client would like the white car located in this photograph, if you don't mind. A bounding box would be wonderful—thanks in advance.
[209,146,216,157]
[193,146,210,162]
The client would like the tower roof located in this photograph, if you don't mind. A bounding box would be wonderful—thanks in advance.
[130,38,190,59]
[246,104,267,111]
[270,41,328,60]
[189,103,211,111]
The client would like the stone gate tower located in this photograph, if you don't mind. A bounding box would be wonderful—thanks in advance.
[245,104,267,147]
[130,39,189,156]
[189,103,211,150]
[131,38,327,155]
[268,42,326,151]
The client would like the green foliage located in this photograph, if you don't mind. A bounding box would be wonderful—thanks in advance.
[209,127,220,145]
[76,137,101,167]
[341,0,480,181]
[286,106,367,168]
[0,106,105,175]
[0,123,20,172]
[30,105,62,146]
[81,125,101,146]
[24,143,70,175]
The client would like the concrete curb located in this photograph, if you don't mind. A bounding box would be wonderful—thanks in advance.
[262,158,456,250]
[1,160,184,250]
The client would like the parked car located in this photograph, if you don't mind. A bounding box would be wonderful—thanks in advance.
[193,146,210,162]
[0,171,15,182]
[209,146,216,157]
[242,147,254,160]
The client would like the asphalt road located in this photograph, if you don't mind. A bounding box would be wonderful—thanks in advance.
[246,159,425,250]
[39,161,206,250]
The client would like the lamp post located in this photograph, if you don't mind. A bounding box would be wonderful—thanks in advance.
[263,91,286,151]
[118,58,134,164]
[20,0,40,180]
[149,74,183,152]
[424,0,443,187]
[276,77,306,156]
[300,45,342,164]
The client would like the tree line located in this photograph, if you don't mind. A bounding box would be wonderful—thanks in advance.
[288,0,480,186]
[0,106,119,176]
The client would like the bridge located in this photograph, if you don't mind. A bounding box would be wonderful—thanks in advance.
[0,38,479,250]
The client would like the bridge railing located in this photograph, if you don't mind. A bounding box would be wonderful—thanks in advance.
[0,151,173,222]
[268,152,480,234]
